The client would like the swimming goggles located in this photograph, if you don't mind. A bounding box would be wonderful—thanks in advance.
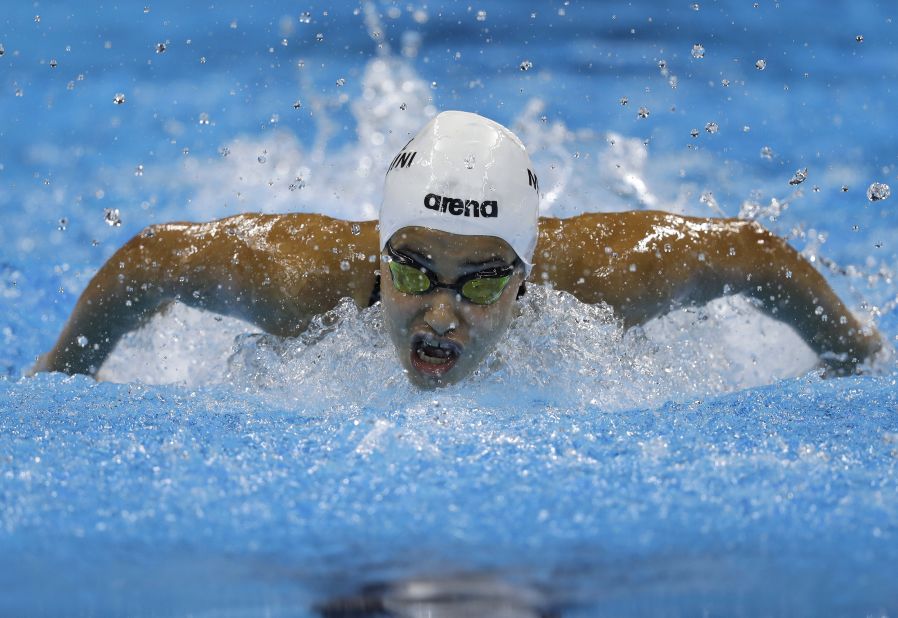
[385,243,518,305]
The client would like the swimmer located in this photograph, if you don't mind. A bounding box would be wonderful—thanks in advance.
[33,111,882,386]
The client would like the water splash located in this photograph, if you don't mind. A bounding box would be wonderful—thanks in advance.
[100,285,821,411]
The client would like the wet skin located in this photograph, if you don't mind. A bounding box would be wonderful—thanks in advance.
[381,227,525,388]
[33,211,882,380]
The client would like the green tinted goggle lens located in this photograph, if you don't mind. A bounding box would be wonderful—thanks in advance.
[388,261,431,294]
[460,275,511,304]
[388,260,512,305]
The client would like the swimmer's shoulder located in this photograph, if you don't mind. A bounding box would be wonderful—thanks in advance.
[149,212,378,252]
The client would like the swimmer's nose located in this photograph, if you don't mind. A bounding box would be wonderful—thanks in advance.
[423,291,460,335]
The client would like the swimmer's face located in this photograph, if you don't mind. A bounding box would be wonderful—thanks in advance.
[381,227,525,389]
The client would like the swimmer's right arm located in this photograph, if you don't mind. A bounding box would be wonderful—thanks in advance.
[33,214,379,376]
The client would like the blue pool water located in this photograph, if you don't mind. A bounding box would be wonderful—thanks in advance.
[2,1,898,615]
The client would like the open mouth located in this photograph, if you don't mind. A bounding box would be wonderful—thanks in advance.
[410,334,462,377]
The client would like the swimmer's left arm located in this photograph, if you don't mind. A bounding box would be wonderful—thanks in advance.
[536,211,882,375]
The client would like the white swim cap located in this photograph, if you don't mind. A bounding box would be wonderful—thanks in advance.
[379,111,540,272]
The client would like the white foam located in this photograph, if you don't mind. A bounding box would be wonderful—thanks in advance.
[100,286,818,411]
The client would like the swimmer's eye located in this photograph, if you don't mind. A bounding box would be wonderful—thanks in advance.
[460,275,511,305]
[389,260,431,294]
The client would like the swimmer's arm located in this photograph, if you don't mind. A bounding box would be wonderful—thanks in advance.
[540,212,881,374]
[33,214,379,376]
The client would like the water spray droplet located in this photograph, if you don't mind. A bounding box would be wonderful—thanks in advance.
[789,168,808,185]
[867,182,890,201]
[103,208,122,227]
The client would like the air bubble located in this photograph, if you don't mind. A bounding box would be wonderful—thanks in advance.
[464,155,475,169]
[637,106,650,119]
[399,102,407,110]
[336,77,345,86]
[476,10,487,22]
[867,182,890,201]
[257,151,267,164]
[299,12,312,24]
[705,122,719,134]
[856,35,864,43]
[619,96,629,106]
[76,335,88,348]
[219,147,230,158]
[350,224,361,236]
[49,59,58,68]
[690,129,699,138]
[691,43,705,59]
[519,60,533,71]
[134,164,144,176]
[760,146,773,160]
[315,33,324,42]
[340,260,351,272]
[198,112,210,125]
[113,93,126,105]
[155,42,166,54]
[755,59,767,70]
[58,218,68,231]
